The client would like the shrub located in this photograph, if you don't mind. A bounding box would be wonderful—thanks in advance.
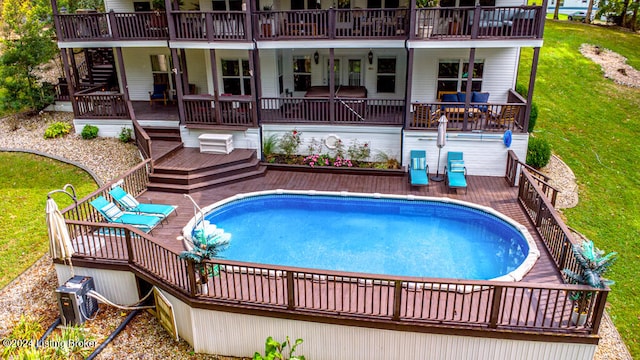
[43,121,71,139]
[262,134,279,162]
[81,124,99,139]
[347,140,371,163]
[279,129,302,157]
[119,127,133,143]
[528,102,538,133]
[515,83,528,97]
[526,136,551,169]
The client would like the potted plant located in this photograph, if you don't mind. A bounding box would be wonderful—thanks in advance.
[179,225,230,294]
[562,239,616,326]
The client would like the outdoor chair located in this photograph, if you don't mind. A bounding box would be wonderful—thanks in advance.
[488,104,520,128]
[412,104,440,128]
[109,185,177,222]
[444,151,467,194]
[90,196,163,233]
[149,83,168,106]
[408,150,429,188]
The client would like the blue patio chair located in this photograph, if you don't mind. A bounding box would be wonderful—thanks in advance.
[90,196,163,233]
[149,83,168,106]
[109,186,177,222]
[408,150,429,188]
[445,151,468,194]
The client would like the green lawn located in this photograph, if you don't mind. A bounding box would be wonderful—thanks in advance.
[518,20,640,357]
[0,152,97,288]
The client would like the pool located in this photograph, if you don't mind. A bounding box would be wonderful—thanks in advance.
[183,190,540,282]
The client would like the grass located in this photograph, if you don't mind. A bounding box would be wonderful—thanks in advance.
[518,20,640,357]
[0,152,97,289]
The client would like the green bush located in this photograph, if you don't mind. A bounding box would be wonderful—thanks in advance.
[119,127,133,143]
[528,102,538,133]
[515,83,528,97]
[526,136,551,169]
[81,124,99,139]
[43,121,72,139]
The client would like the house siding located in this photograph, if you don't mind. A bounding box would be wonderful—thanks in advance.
[411,47,520,103]
[54,264,140,305]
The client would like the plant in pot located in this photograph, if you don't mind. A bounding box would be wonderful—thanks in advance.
[179,224,230,294]
[562,239,617,326]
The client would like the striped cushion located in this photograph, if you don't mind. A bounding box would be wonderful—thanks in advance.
[120,193,139,210]
[101,202,123,220]
[412,157,426,170]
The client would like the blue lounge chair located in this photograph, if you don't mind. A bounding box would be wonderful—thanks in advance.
[408,150,429,188]
[109,186,177,222]
[445,152,468,194]
[90,196,163,233]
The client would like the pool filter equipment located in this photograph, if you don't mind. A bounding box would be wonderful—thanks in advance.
[56,275,98,326]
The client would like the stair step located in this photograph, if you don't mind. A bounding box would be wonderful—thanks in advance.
[149,158,261,185]
[147,166,267,193]
[144,127,181,141]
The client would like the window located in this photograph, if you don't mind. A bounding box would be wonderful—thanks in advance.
[150,54,173,88]
[376,58,396,93]
[291,0,319,10]
[367,0,399,7]
[221,59,251,95]
[212,0,242,11]
[293,56,311,92]
[437,59,484,94]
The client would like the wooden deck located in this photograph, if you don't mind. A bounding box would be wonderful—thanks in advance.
[140,169,564,285]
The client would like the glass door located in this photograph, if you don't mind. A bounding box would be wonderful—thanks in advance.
[348,59,362,86]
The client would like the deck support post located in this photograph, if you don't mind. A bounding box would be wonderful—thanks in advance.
[125,228,134,264]
[393,280,402,321]
[329,48,335,123]
[60,48,79,116]
[209,49,223,124]
[170,47,186,125]
[462,48,476,130]
[286,271,295,310]
[489,285,503,328]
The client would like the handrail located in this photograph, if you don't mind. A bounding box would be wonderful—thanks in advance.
[506,149,559,206]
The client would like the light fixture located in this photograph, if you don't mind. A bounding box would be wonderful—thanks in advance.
[314,51,319,65]
[368,50,373,65]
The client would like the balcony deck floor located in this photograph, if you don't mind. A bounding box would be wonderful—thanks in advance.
[140,169,563,286]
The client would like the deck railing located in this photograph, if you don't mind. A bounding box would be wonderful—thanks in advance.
[506,150,559,206]
[413,6,542,40]
[183,95,256,127]
[74,89,129,119]
[408,101,526,132]
[173,11,247,40]
[59,154,606,338]
[55,5,542,42]
[260,97,404,125]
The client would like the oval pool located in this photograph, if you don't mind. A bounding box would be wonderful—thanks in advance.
[183,190,540,281]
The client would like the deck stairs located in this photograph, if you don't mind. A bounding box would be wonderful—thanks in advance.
[79,48,116,87]
[143,126,266,193]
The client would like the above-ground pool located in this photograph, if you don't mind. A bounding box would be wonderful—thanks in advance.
[183,190,540,281]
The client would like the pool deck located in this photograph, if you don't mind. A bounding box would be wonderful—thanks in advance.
[142,169,564,285]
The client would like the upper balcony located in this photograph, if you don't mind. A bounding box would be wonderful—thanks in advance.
[54,5,543,44]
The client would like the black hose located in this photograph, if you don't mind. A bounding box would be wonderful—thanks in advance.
[85,309,140,360]
[36,317,61,349]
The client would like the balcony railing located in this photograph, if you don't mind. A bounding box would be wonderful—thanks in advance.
[173,11,247,40]
[55,5,542,42]
[74,87,129,119]
[413,6,542,39]
[260,97,404,125]
[183,95,256,127]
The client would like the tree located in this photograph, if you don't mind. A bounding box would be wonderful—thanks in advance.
[0,0,58,114]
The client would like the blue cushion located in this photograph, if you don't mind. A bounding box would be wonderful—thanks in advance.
[471,92,490,103]
[457,92,467,103]
[442,94,458,102]
[154,84,166,93]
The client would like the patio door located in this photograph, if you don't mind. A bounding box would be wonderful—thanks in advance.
[327,57,363,87]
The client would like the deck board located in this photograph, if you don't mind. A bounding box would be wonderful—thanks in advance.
[139,169,563,285]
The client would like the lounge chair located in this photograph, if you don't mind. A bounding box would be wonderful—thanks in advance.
[408,150,429,187]
[90,196,163,233]
[445,151,468,194]
[109,186,177,222]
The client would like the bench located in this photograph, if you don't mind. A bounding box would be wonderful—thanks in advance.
[198,133,234,154]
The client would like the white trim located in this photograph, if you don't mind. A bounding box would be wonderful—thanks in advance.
[257,39,405,49]
[407,39,544,49]
[169,41,255,50]
[58,40,168,48]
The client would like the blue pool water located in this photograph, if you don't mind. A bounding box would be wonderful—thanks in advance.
[200,194,530,280]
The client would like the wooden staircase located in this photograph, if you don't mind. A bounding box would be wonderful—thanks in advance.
[143,127,266,193]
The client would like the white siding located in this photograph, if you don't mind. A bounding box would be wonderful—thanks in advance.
[180,308,596,360]
[185,49,208,95]
[73,119,133,138]
[259,49,279,98]
[122,48,172,101]
[411,47,520,103]
[54,264,140,305]
[180,126,260,150]
[104,0,133,12]
[263,124,403,163]
[403,131,528,177]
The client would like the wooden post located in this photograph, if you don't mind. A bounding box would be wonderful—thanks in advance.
[114,47,133,119]
[108,10,119,40]
[328,7,336,39]
[408,0,416,40]
[60,49,79,116]
[523,47,541,133]
[186,260,197,297]
[171,48,186,125]
[404,47,414,131]
[590,290,608,334]
[393,280,402,321]
[248,49,259,126]
[286,271,295,310]
[329,48,335,123]
[462,48,476,130]
[470,5,481,39]
[209,49,223,124]
[489,285,503,328]
[124,228,134,264]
